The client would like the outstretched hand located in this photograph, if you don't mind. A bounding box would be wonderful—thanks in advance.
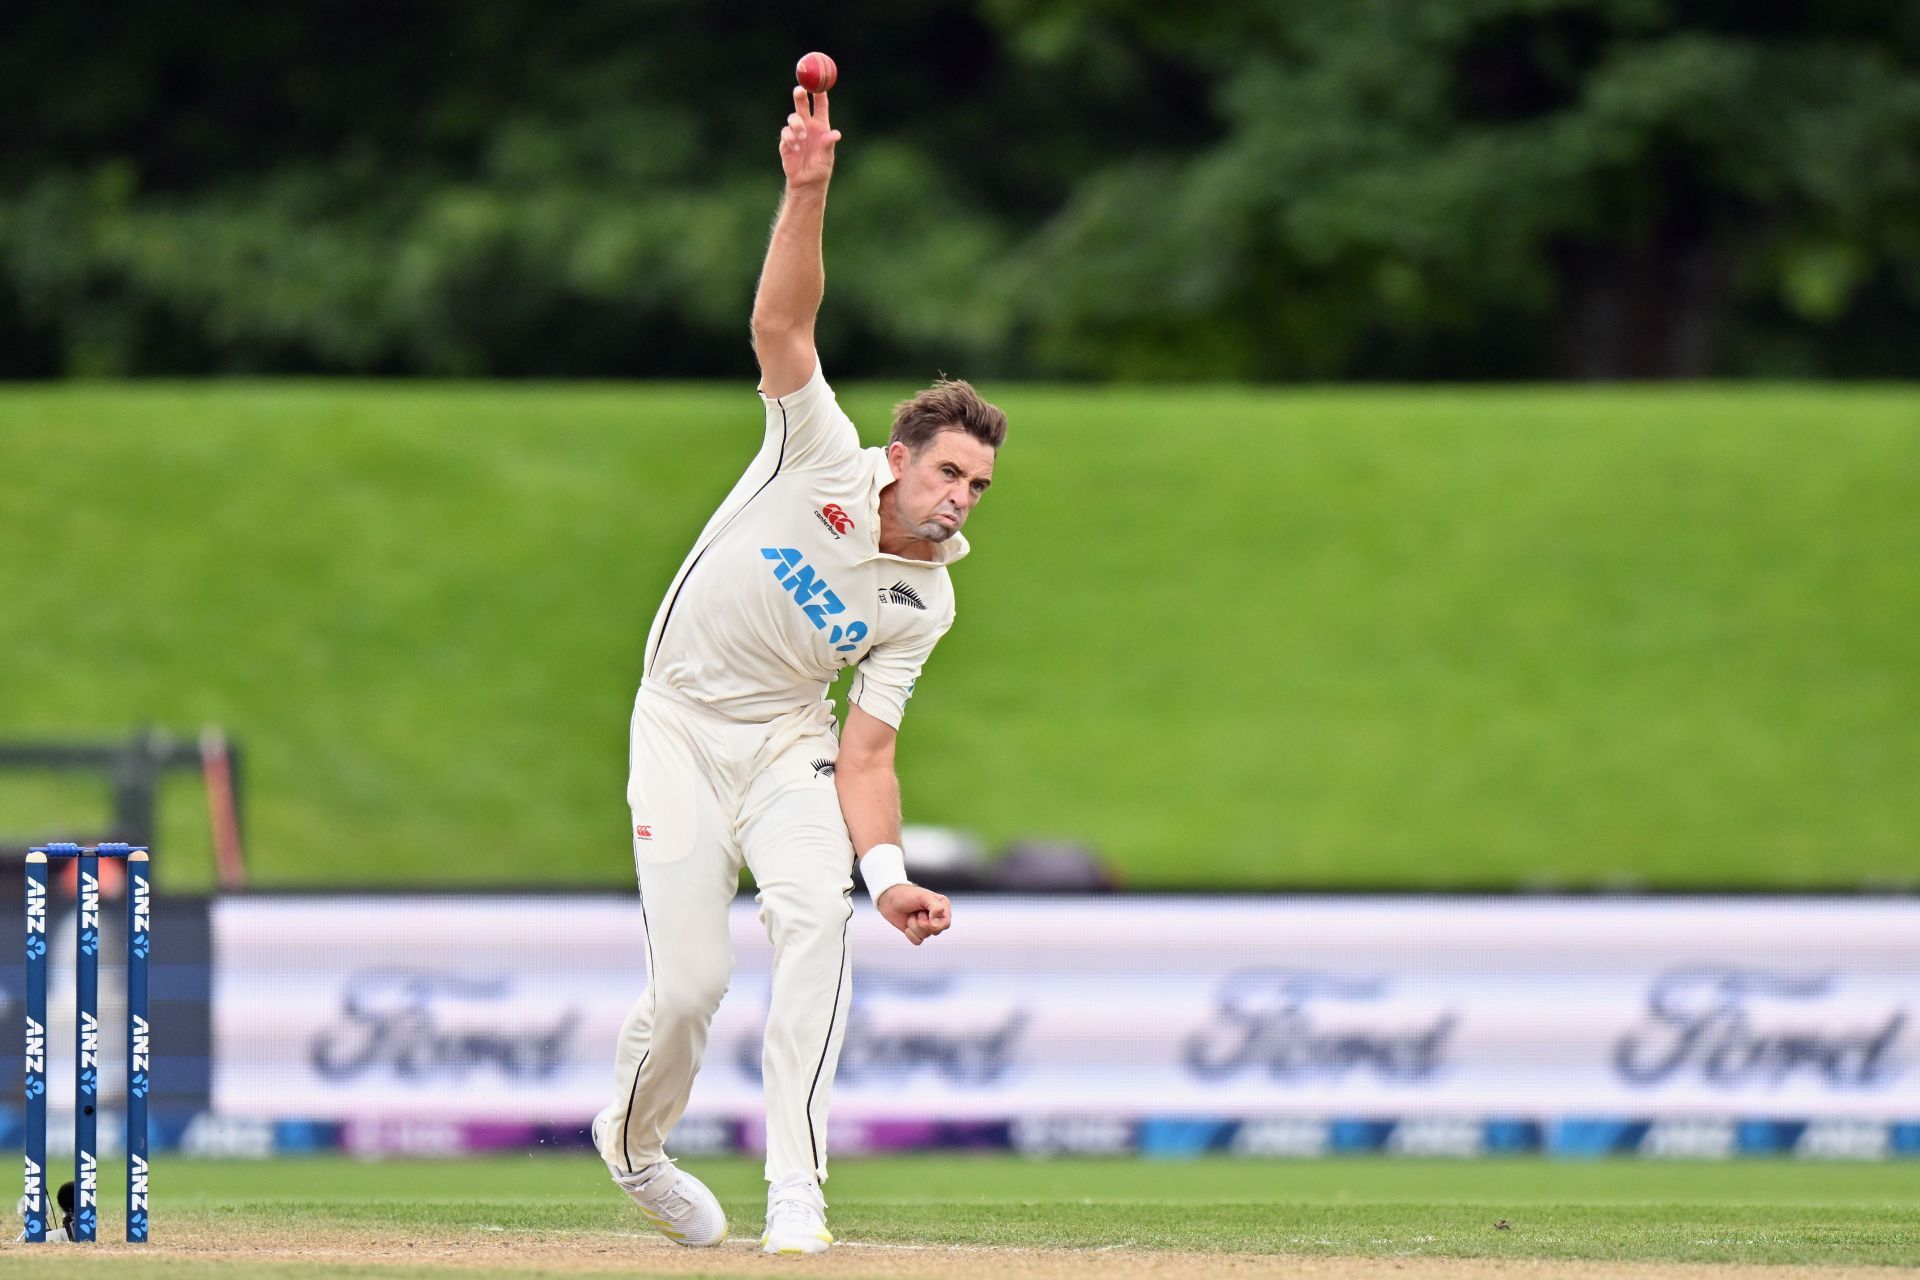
[780,85,841,189]
[876,883,952,946]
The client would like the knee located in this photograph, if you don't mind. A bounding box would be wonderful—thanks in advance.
[649,965,730,1030]
[760,882,852,949]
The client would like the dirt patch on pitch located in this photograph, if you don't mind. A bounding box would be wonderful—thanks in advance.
[55,1221,1914,1280]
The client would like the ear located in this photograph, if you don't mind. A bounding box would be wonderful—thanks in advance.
[886,440,911,480]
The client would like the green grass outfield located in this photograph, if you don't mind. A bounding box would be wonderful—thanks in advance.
[4,1155,1917,1274]
[3,382,1916,890]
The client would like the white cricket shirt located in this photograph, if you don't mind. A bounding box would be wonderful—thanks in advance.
[641,359,964,728]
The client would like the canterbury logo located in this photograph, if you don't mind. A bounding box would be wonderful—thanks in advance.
[815,503,854,537]
[880,581,927,610]
[634,825,653,840]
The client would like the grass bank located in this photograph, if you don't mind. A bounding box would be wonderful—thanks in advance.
[3,382,1914,888]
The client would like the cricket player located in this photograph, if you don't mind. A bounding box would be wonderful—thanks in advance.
[591,82,1006,1255]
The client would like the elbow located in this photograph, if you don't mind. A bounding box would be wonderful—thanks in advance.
[749,311,801,343]
[749,316,809,365]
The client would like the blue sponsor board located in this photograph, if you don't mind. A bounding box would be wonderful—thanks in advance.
[1018,1115,1920,1161]
[1137,1117,1237,1157]
[2,1106,1912,1159]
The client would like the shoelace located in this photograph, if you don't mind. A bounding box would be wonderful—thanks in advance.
[767,1199,824,1234]
[621,1165,693,1215]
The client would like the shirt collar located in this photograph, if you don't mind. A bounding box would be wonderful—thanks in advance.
[863,447,969,567]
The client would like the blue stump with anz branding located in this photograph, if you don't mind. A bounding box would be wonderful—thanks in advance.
[22,843,150,1245]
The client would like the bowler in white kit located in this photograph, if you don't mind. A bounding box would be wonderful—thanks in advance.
[591,81,1006,1255]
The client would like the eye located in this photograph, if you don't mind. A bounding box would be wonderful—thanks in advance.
[971,481,987,494]
[941,466,959,479]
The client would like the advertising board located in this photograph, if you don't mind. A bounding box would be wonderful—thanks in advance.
[206,895,1920,1157]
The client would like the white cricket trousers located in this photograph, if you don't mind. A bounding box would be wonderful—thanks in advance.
[599,680,855,1187]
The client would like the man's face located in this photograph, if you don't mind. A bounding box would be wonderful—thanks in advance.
[887,429,996,543]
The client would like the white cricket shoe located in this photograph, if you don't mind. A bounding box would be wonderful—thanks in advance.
[760,1177,832,1255]
[591,1107,728,1247]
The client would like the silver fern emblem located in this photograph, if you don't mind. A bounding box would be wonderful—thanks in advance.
[881,581,927,610]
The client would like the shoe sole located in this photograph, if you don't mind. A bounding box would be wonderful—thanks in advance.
[760,1231,833,1255]
[637,1205,727,1248]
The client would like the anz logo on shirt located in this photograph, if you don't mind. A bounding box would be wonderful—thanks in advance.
[761,548,869,653]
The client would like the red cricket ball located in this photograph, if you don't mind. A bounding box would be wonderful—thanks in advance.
[796,52,837,95]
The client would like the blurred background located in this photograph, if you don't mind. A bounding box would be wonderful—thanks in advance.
[1,1,1916,1170]
[6,0,1920,382]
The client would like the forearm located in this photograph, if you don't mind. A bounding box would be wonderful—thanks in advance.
[833,757,901,857]
[834,718,950,941]
[751,185,828,336]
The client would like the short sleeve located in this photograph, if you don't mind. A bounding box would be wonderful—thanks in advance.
[760,356,861,470]
[849,608,953,730]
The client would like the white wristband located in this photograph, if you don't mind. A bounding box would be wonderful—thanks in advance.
[857,843,909,906]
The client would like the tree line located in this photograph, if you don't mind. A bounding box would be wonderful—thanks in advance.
[3,0,1916,379]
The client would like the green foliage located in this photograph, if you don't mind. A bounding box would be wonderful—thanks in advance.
[2,2,1917,377]
[1003,1,1920,377]
[2,383,1915,890]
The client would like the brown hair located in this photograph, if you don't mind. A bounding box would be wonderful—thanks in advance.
[889,378,1007,454]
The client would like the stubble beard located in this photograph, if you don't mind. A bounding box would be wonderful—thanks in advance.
[913,518,956,543]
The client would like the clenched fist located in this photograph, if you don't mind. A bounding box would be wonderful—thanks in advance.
[876,884,952,946]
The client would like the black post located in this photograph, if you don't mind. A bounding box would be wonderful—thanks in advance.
[110,729,162,847]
